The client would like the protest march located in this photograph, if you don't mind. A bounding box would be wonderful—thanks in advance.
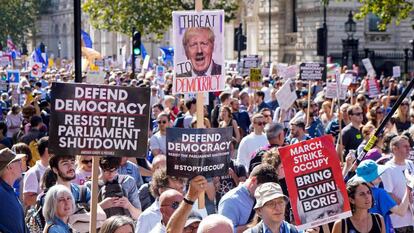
[1,2,414,233]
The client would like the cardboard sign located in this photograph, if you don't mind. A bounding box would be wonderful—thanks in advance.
[278,135,352,230]
[299,63,324,80]
[166,127,232,178]
[31,62,43,78]
[393,66,401,78]
[362,58,375,77]
[250,68,262,90]
[49,83,151,157]
[13,58,23,70]
[7,70,20,83]
[173,10,225,94]
[276,79,297,110]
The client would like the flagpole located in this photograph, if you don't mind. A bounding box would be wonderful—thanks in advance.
[74,0,82,83]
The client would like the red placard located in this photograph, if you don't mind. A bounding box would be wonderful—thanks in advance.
[278,135,351,230]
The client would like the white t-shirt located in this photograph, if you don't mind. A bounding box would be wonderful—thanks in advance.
[73,169,92,185]
[23,160,47,194]
[381,159,414,228]
[150,132,166,155]
[236,133,269,171]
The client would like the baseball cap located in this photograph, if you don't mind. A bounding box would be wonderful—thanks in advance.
[184,211,202,228]
[0,148,26,171]
[254,182,288,209]
[352,159,388,183]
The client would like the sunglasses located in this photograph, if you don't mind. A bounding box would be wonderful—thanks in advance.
[376,110,384,114]
[401,103,409,106]
[157,120,168,124]
[255,122,265,126]
[81,159,93,165]
[161,201,180,210]
[263,114,271,118]
[103,168,117,173]
[352,112,363,116]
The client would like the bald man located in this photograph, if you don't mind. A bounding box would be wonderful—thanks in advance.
[197,214,233,233]
[150,189,183,233]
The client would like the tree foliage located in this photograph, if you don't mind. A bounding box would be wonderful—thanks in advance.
[0,0,49,47]
[82,0,238,41]
[321,0,413,31]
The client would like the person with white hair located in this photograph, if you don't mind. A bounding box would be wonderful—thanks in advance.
[42,184,76,233]
[196,214,233,233]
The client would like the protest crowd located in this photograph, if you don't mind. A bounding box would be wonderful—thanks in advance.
[1,17,414,233]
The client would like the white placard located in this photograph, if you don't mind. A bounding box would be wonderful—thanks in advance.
[142,55,151,71]
[276,79,297,110]
[325,82,347,100]
[362,58,375,77]
[393,66,401,78]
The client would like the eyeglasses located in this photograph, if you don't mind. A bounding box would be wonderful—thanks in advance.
[255,122,265,126]
[81,159,93,165]
[161,201,180,210]
[103,168,117,173]
[352,112,363,116]
[263,199,286,208]
[157,120,168,124]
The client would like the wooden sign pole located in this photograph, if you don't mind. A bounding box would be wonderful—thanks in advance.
[306,81,312,126]
[195,0,205,209]
[89,157,100,233]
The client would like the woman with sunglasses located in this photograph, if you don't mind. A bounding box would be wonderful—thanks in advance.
[392,100,411,133]
[367,105,384,128]
[73,155,93,185]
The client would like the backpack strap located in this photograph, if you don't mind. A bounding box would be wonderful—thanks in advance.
[43,223,54,233]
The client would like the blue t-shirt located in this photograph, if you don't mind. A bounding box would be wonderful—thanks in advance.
[0,178,28,233]
[218,184,255,232]
[118,161,144,189]
[369,187,396,233]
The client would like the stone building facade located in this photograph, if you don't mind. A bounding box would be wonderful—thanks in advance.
[30,0,414,73]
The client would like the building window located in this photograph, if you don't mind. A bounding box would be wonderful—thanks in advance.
[368,13,381,32]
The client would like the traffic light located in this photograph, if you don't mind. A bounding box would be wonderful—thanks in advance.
[240,35,247,51]
[133,31,141,56]
[21,43,28,55]
[317,27,326,56]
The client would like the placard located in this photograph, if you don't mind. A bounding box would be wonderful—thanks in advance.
[156,65,166,85]
[0,56,10,67]
[173,10,225,94]
[250,68,262,90]
[325,82,347,100]
[276,79,297,110]
[7,70,20,83]
[362,58,375,77]
[31,62,43,78]
[166,127,232,178]
[49,83,150,157]
[278,135,352,230]
[393,66,401,78]
[299,63,324,80]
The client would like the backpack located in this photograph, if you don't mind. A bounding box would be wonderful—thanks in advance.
[98,175,130,218]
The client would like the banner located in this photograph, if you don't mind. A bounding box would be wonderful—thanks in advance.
[299,63,324,80]
[173,10,225,94]
[278,135,352,230]
[49,83,150,158]
[276,79,297,110]
[250,68,263,90]
[166,127,232,178]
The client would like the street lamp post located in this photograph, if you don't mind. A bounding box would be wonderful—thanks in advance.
[58,41,61,58]
[342,11,358,68]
